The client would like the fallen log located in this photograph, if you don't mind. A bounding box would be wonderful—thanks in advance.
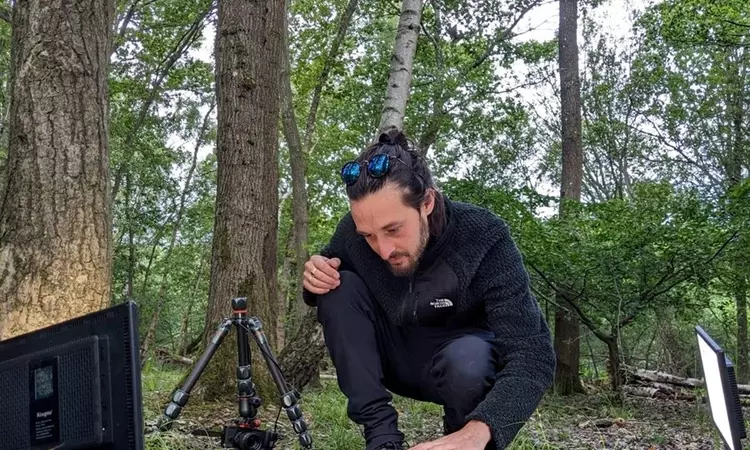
[622,384,696,401]
[622,364,750,395]
[154,347,194,366]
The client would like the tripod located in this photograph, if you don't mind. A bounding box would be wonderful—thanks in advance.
[156,297,313,450]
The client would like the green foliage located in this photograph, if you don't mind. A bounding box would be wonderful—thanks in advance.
[652,0,750,48]
[107,0,218,356]
[528,182,726,335]
[633,0,750,196]
[446,174,735,380]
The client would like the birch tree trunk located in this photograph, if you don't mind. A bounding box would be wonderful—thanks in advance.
[198,0,283,403]
[554,0,585,395]
[378,0,422,134]
[0,0,116,340]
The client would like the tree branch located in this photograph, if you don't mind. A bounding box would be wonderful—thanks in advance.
[303,0,359,152]
[111,4,212,201]
[618,229,740,330]
[706,10,750,30]
[463,0,542,74]
[528,263,609,341]
[531,285,570,313]
[648,230,739,300]
[630,114,724,188]
[416,0,446,155]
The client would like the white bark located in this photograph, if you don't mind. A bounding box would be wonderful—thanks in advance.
[379,0,422,133]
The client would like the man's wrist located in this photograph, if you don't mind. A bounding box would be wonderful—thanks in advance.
[465,419,491,444]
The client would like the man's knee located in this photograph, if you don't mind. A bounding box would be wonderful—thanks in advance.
[316,270,371,321]
[431,334,495,403]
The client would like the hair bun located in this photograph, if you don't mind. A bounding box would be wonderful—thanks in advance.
[378,128,407,147]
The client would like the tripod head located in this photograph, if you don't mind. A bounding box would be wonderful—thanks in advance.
[158,297,313,450]
[232,296,248,312]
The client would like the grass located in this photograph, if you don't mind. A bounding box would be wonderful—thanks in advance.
[141,364,726,449]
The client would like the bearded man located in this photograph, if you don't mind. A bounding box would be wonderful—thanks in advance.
[302,129,555,450]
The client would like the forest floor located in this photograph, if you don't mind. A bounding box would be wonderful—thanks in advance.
[141,364,734,450]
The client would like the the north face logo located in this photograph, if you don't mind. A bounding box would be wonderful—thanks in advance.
[430,298,453,308]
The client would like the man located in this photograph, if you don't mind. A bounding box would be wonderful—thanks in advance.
[302,129,555,450]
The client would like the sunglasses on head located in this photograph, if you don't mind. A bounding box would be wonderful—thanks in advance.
[340,153,408,185]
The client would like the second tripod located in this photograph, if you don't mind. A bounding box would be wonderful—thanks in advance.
[157,297,313,450]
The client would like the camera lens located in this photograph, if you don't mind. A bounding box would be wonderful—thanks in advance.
[235,431,261,450]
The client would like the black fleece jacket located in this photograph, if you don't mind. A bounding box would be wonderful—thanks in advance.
[303,197,555,449]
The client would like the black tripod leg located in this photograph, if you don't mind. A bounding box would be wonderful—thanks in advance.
[157,318,233,431]
[235,311,259,421]
[245,317,313,449]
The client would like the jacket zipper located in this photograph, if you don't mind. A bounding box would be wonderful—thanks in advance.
[409,276,419,325]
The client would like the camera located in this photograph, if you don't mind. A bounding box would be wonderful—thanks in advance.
[222,425,279,450]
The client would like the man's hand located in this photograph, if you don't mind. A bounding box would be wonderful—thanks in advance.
[302,255,341,295]
[410,420,491,450]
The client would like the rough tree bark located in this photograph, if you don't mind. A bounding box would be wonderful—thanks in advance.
[554,0,585,395]
[198,0,283,403]
[605,333,623,392]
[0,0,116,340]
[378,0,422,134]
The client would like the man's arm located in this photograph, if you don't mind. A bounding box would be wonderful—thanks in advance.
[464,225,555,449]
[302,213,354,307]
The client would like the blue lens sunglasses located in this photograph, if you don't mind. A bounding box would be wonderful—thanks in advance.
[340,153,409,185]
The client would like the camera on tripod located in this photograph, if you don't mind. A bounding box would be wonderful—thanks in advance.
[156,297,313,450]
[222,425,277,450]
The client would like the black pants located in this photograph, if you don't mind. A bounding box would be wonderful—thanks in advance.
[317,271,497,450]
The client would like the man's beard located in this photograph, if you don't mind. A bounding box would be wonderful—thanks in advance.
[388,216,429,277]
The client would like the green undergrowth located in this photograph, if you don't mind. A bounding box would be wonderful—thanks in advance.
[141,364,731,449]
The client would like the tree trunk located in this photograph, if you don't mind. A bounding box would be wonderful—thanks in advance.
[0,13,9,201]
[279,307,327,391]
[606,335,623,392]
[277,229,293,349]
[179,248,208,356]
[554,308,583,393]
[125,171,135,302]
[378,0,422,134]
[737,278,748,382]
[278,0,359,387]
[553,0,584,395]
[280,6,309,337]
[0,0,115,340]
[198,0,283,403]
